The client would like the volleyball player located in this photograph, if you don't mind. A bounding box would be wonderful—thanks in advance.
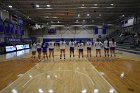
[42,41,48,61]
[60,38,66,60]
[31,41,37,59]
[36,40,42,61]
[86,39,92,57]
[94,38,103,57]
[69,39,75,59]
[78,40,84,59]
[48,40,55,60]
[110,38,116,57]
[103,37,110,57]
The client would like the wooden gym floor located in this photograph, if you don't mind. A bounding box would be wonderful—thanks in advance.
[0,48,140,93]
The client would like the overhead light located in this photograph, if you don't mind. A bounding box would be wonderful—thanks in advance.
[122,15,125,17]
[45,16,49,18]
[99,14,102,16]
[87,13,90,16]
[53,17,58,18]
[75,20,79,23]
[82,4,85,6]
[35,4,40,8]
[83,20,85,22]
[47,5,51,7]
[57,21,60,23]
[94,4,98,6]
[78,14,80,17]
[110,4,114,6]
[8,5,12,8]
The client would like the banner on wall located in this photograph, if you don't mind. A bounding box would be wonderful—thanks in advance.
[102,27,106,34]
[4,20,10,34]
[94,26,98,34]
[0,18,3,33]
[9,22,14,34]
[48,27,56,34]
[5,38,21,42]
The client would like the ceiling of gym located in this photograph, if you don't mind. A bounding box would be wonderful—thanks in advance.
[0,0,140,25]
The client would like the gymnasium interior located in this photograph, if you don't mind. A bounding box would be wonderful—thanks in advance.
[0,0,140,93]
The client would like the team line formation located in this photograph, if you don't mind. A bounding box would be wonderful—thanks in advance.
[31,38,116,61]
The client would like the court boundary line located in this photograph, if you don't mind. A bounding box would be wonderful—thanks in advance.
[0,63,39,92]
[0,58,118,93]
[84,58,118,93]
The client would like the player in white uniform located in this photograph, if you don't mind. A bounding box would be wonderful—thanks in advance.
[103,37,110,57]
[60,38,66,60]
[109,38,116,57]
[36,41,42,61]
[94,38,103,57]
[86,39,92,57]
[31,42,37,59]
[69,39,75,59]
[48,40,55,60]
[78,40,84,59]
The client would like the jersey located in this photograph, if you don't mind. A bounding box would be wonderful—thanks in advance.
[69,41,75,48]
[109,41,116,48]
[78,43,84,49]
[36,42,42,49]
[86,42,92,48]
[42,42,48,52]
[104,40,109,48]
[94,41,103,49]
[60,41,66,49]
[48,42,55,49]
[31,43,37,51]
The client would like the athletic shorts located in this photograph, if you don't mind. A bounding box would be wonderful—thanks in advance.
[49,48,54,51]
[110,47,115,50]
[70,47,74,52]
[60,49,65,51]
[87,47,91,50]
[42,48,47,52]
[79,49,83,52]
[37,48,41,52]
[96,49,101,51]
[104,48,109,50]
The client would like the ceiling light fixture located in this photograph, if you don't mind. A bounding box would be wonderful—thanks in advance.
[78,14,80,17]
[53,17,58,18]
[47,5,51,7]
[36,5,40,8]
[94,4,98,6]
[122,15,125,17]
[87,13,90,16]
[110,4,114,6]
[8,5,12,8]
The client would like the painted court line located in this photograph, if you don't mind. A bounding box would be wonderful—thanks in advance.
[84,58,118,93]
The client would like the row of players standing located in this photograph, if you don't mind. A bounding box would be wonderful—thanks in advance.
[31,38,116,61]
